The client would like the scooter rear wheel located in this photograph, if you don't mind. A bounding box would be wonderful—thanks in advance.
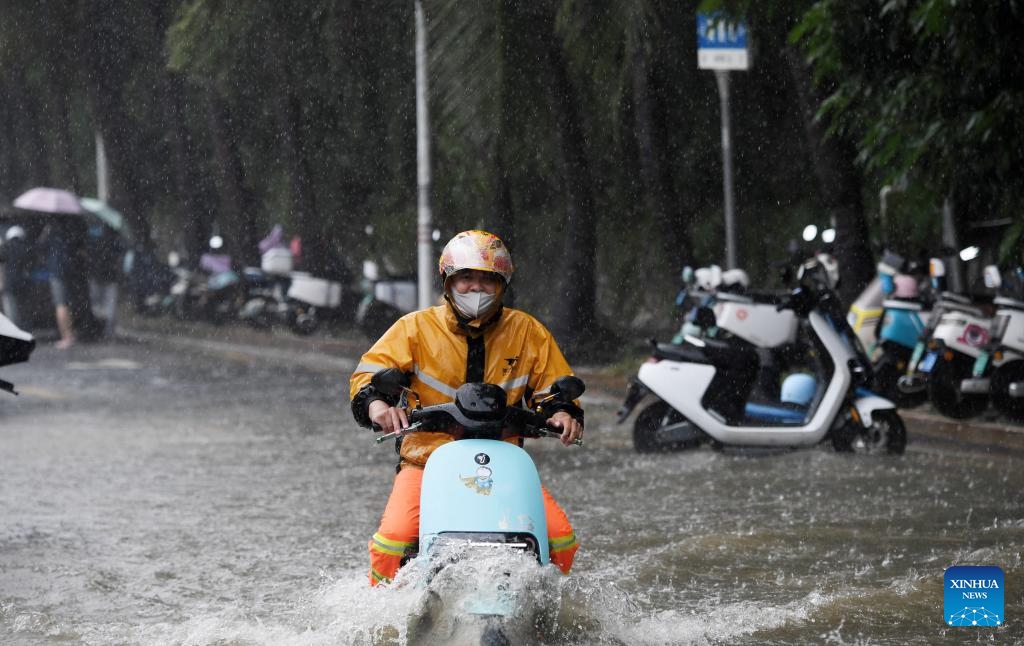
[633,401,701,453]
[991,360,1024,421]
[927,353,989,419]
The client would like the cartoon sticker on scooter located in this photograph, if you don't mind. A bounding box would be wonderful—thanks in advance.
[462,466,494,495]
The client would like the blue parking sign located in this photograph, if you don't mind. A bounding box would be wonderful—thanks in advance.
[697,12,749,70]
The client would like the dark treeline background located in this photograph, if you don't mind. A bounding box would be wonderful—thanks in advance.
[1,0,1021,359]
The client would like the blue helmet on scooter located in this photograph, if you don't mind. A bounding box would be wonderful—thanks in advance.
[780,373,817,408]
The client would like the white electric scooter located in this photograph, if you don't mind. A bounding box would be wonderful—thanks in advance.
[960,265,1024,420]
[897,259,995,418]
[618,258,907,455]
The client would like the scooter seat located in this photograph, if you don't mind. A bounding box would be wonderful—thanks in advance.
[653,341,710,364]
[994,296,1024,311]
[654,337,757,368]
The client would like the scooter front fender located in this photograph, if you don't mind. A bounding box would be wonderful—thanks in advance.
[420,439,549,565]
[853,393,898,426]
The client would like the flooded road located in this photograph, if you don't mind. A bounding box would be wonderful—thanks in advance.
[1,332,1021,645]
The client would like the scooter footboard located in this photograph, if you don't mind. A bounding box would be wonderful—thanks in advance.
[420,439,549,564]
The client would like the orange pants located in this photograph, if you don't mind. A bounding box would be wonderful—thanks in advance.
[368,467,578,585]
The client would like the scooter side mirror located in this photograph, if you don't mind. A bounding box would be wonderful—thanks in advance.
[371,368,412,397]
[550,376,586,402]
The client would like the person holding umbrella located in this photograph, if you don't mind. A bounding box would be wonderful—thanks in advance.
[13,187,101,347]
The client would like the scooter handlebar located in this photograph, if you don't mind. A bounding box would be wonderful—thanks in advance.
[374,405,583,446]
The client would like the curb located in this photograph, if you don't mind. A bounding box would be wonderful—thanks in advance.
[898,407,1024,454]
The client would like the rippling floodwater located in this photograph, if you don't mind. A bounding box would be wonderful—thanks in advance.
[1,336,1021,645]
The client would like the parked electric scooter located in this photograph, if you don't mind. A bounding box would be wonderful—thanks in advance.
[0,312,35,396]
[867,252,929,406]
[239,227,295,328]
[369,369,584,644]
[356,260,417,339]
[170,238,245,325]
[897,259,994,418]
[618,257,906,455]
[960,265,1024,420]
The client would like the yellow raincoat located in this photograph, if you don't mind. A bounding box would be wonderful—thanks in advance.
[350,303,577,468]
[349,302,581,584]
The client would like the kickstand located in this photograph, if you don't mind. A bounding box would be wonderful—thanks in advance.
[0,378,17,396]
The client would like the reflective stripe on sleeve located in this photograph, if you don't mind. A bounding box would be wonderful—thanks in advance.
[354,362,387,375]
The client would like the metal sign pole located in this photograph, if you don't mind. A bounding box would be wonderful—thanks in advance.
[715,70,736,270]
[95,131,109,202]
[697,12,748,271]
[415,0,434,310]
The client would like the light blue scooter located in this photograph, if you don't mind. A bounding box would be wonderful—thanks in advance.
[370,369,584,644]
[869,252,928,405]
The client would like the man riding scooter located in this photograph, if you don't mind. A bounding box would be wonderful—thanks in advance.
[349,230,583,586]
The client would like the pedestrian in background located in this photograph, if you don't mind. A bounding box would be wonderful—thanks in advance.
[86,223,125,339]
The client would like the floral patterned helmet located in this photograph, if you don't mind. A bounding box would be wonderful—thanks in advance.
[438,230,514,284]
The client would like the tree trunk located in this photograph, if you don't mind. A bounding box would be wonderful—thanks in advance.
[630,40,694,279]
[0,75,49,195]
[784,47,874,306]
[545,33,599,357]
[269,8,330,278]
[206,91,259,268]
[81,0,150,240]
[40,1,80,194]
[166,74,213,264]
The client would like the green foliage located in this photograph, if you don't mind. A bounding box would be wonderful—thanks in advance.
[20,0,1006,339]
[794,0,1024,261]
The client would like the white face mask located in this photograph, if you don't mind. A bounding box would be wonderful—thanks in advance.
[451,290,497,320]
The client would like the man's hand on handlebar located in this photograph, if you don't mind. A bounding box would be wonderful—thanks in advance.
[369,399,408,433]
[548,410,583,447]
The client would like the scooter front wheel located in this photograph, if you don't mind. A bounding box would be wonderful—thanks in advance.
[832,410,907,455]
[633,401,702,453]
[290,305,319,336]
